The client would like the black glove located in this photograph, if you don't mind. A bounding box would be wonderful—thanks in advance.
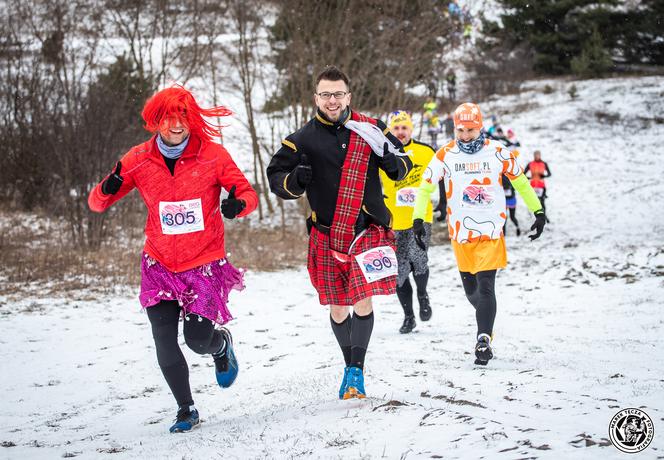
[378,142,399,174]
[529,210,546,240]
[221,185,246,219]
[413,218,427,250]
[101,162,123,195]
[294,154,312,188]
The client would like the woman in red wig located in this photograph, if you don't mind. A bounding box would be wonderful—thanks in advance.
[89,85,258,433]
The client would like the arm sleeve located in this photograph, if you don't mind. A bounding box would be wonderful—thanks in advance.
[266,136,305,200]
[523,163,531,178]
[511,174,543,213]
[544,162,552,177]
[87,155,137,213]
[217,147,258,218]
[413,154,446,220]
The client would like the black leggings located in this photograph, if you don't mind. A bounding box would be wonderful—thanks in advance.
[146,300,223,408]
[507,207,519,229]
[459,270,497,337]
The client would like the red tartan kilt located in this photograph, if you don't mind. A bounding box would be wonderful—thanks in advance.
[307,224,397,306]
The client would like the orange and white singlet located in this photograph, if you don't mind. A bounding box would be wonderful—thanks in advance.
[422,139,522,243]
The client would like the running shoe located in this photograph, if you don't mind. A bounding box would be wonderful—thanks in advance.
[343,366,366,399]
[474,333,493,365]
[213,328,238,388]
[169,407,200,433]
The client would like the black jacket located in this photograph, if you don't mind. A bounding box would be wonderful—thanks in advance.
[267,109,412,233]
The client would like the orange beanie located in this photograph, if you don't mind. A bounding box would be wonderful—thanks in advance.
[453,102,483,129]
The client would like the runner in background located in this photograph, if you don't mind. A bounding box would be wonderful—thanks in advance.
[502,174,521,236]
[380,111,435,333]
[524,150,552,222]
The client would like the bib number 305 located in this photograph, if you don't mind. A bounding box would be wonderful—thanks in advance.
[159,199,205,235]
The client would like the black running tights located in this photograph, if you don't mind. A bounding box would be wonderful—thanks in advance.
[459,270,497,337]
[146,300,223,407]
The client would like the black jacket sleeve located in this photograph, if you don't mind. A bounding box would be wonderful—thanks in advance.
[377,119,413,181]
[266,136,305,200]
[544,162,552,177]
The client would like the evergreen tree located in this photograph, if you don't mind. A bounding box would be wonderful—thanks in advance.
[479,0,643,75]
[570,26,613,77]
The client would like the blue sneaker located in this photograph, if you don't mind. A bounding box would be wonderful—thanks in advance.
[213,327,238,388]
[338,366,350,400]
[343,366,366,399]
[169,407,200,433]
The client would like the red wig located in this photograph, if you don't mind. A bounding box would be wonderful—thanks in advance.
[142,85,232,142]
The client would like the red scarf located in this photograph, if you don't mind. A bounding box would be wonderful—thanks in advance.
[329,111,375,254]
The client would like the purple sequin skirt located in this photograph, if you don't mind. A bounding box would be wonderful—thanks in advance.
[139,253,245,325]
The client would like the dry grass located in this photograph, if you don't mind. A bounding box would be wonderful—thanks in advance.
[0,209,310,301]
[0,209,448,302]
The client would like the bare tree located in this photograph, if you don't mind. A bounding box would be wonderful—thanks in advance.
[268,0,460,123]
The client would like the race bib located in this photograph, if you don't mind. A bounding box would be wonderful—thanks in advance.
[396,187,417,207]
[504,188,514,198]
[355,246,398,283]
[159,199,205,235]
[461,185,495,208]
[533,187,545,197]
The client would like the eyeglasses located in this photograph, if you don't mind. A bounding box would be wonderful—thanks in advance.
[316,91,348,100]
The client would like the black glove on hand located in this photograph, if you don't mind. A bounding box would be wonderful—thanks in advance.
[413,218,427,250]
[529,210,546,240]
[294,154,312,188]
[101,162,123,195]
[379,142,399,174]
[221,185,246,219]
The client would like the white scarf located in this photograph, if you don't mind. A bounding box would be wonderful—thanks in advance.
[344,120,407,157]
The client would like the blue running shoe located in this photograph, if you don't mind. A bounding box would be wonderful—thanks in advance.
[338,366,350,400]
[343,366,366,399]
[213,327,238,388]
[169,407,200,433]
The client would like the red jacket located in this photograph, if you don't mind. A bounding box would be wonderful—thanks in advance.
[88,135,258,272]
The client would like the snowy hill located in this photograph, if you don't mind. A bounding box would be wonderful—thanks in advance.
[1,75,663,459]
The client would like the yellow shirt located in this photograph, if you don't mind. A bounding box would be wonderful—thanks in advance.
[380,139,435,230]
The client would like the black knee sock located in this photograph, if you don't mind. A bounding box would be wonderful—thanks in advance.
[396,280,414,317]
[330,314,352,366]
[413,269,429,299]
[146,301,194,408]
[350,311,374,369]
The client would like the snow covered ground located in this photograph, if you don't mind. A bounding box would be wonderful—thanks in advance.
[1,75,663,459]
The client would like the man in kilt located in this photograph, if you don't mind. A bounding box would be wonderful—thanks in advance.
[267,66,412,399]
